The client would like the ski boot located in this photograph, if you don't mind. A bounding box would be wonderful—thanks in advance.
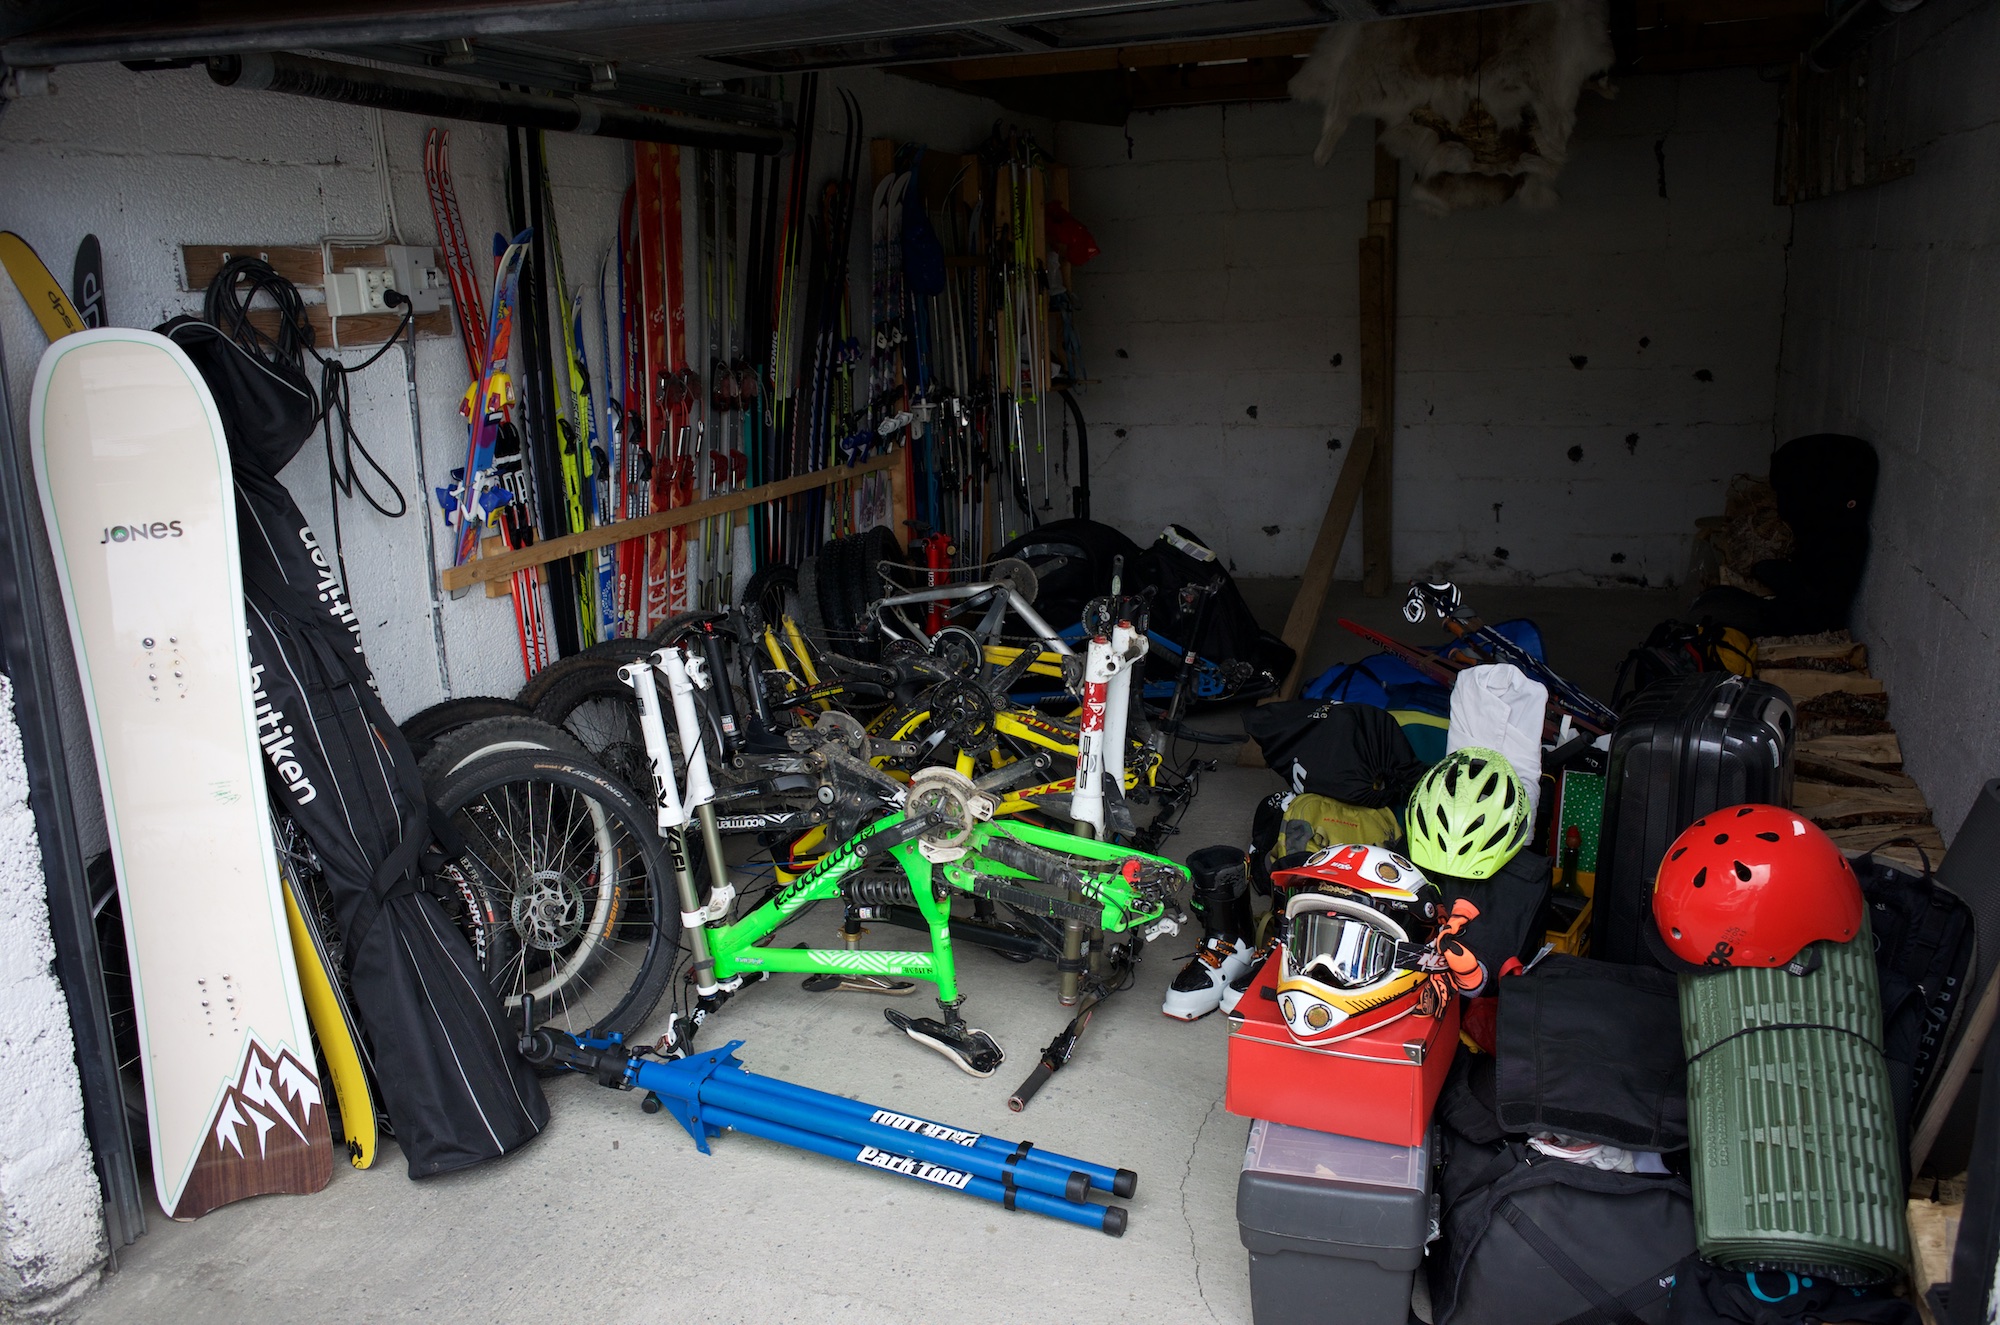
[885,1002,1004,1078]
[1218,931,1279,1016]
[1161,845,1257,1021]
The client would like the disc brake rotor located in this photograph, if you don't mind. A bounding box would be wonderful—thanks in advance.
[988,557,1039,605]
[513,869,588,952]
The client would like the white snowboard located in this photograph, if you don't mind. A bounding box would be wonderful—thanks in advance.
[32,328,331,1219]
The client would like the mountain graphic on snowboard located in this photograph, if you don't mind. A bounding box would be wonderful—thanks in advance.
[180,1035,333,1220]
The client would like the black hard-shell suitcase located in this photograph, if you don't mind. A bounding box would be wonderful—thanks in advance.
[1591,673,1796,966]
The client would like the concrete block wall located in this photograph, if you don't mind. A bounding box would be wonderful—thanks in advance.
[1057,69,1790,585]
[0,675,105,1313]
[1776,0,2000,840]
[0,62,1038,727]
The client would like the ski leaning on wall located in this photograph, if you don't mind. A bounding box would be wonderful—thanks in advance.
[31,328,333,1220]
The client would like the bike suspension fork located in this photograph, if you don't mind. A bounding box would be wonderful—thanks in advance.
[1062,630,1117,1004]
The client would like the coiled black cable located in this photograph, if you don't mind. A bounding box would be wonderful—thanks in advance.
[203,255,414,591]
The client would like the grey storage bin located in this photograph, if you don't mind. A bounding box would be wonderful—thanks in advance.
[1237,1117,1433,1325]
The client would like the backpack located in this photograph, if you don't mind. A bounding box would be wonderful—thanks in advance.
[1612,619,1754,710]
[1851,847,1976,1148]
[1433,1135,1695,1325]
[1133,525,1295,682]
[1240,700,1423,808]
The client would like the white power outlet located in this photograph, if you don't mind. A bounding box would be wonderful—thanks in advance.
[324,247,447,318]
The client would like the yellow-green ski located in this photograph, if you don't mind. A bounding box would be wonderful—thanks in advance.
[0,231,86,340]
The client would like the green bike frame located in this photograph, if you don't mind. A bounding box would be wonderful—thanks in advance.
[677,814,1179,1006]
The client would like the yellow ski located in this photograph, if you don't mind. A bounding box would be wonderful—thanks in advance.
[0,231,86,339]
[280,871,380,1170]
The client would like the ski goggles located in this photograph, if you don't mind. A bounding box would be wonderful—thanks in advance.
[1285,909,1408,990]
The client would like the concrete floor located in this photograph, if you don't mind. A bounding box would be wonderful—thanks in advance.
[61,583,1680,1324]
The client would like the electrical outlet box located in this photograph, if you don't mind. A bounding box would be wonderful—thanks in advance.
[324,247,447,318]
[384,245,445,315]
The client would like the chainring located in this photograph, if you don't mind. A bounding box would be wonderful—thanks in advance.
[928,626,984,679]
[925,679,997,757]
[905,767,993,861]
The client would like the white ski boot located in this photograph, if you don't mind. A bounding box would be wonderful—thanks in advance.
[1162,845,1257,1021]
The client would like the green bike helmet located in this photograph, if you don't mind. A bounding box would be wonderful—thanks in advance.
[1405,747,1529,880]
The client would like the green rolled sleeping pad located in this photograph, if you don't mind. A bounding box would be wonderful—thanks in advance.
[1679,916,1909,1285]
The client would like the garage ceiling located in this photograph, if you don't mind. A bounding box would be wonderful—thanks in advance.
[1,0,1837,125]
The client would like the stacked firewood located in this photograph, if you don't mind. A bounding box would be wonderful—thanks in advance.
[1757,630,1941,873]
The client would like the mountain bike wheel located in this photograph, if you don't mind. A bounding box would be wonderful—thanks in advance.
[428,750,677,1040]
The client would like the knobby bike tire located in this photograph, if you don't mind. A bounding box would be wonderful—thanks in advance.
[428,749,678,1040]
[416,714,588,787]
[516,636,655,710]
[400,695,533,762]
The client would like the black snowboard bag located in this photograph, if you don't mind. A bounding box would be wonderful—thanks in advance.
[1432,1138,1695,1325]
[165,318,549,1177]
[1591,673,1796,966]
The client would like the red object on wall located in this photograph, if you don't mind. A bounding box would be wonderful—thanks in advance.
[1225,955,1460,1146]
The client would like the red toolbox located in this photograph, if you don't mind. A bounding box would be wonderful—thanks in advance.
[1226,957,1460,1146]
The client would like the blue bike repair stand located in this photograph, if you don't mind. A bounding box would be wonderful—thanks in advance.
[559,1031,1137,1235]
[631,1041,740,1155]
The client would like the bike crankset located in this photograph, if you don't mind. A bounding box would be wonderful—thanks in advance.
[904,766,996,862]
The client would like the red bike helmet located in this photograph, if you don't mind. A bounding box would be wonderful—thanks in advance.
[1649,804,1863,972]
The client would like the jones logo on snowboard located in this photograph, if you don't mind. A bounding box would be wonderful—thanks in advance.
[100,520,184,543]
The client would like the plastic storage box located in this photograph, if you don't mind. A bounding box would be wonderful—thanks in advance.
[1227,954,1459,1144]
[1237,1117,1432,1325]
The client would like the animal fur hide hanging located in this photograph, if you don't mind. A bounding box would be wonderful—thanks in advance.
[1289,0,1615,215]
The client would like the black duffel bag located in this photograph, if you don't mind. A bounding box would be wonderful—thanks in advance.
[1433,1135,1695,1325]
[1241,699,1423,807]
[1493,955,1688,1152]
[166,316,550,1179]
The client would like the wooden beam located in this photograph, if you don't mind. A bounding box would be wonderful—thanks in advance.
[181,242,454,346]
[1276,427,1378,699]
[441,450,902,592]
[1360,138,1398,597]
[1237,427,1380,766]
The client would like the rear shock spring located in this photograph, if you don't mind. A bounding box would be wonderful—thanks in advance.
[840,876,917,908]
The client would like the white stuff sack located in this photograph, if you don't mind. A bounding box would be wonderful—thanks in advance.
[1446,663,1546,819]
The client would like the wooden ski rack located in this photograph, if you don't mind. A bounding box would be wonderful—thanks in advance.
[440,447,908,594]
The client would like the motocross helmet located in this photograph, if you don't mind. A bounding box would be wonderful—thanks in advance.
[1271,844,1442,1043]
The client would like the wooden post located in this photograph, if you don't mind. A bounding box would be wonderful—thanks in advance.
[1360,138,1399,597]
